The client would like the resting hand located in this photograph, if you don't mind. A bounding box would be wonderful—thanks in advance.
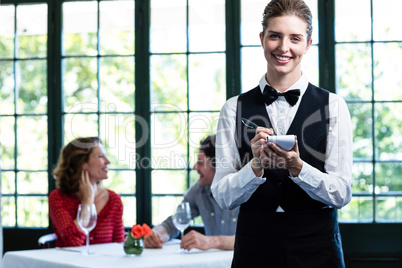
[180,230,212,251]
[265,135,303,176]
[144,226,169,248]
[144,231,164,248]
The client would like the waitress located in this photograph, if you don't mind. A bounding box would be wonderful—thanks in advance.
[211,0,353,267]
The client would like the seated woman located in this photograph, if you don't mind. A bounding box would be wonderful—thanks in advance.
[49,137,125,247]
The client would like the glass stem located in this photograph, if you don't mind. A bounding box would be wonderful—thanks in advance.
[180,230,183,249]
[86,233,89,253]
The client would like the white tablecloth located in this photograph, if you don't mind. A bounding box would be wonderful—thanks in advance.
[2,240,233,268]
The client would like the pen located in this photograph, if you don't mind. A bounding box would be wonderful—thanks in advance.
[241,118,259,129]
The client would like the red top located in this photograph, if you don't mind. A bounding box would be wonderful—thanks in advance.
[49,189,125,247]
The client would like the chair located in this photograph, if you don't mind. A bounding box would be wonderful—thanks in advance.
[38,233,57,248]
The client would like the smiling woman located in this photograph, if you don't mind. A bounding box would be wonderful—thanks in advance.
[49,137,125,247]
[211,0,352,267]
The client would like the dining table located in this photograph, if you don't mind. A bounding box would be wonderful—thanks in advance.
[2,240,233,268]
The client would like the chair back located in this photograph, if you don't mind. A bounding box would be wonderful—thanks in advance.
[38,233,57,248]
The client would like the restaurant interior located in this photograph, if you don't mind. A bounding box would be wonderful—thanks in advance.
[1,0,402,267]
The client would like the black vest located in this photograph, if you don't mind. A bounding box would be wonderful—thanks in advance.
[235,83,330,212]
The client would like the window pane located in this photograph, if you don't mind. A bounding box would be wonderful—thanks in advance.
[152,196,182,226]
[339,197,373,222]
[152,170,187,194]
[0,5,15,58]
[122,196,136,227]
[373,0,402,41]
[63,1,97,56]
[376,197,398,222]
[375,103,402,161]
[17,172,48,194]
[1,197,16,227]
[17,197,48,227]
[189,53,226,111]
[151,113,187,169]
[348,103,373,160]
[241,47,266,92]
[302,45,319,86]
[17,4,47,58]
[100,114,136,169]
[188,0,225,52]
[351,162,373,193]
[64,114,98,144]
[373,43,402,101]
[0,60,15,114]
[103,170,135,195]
[63,58,98,112]
[17,116,48,170]
[100,1,135,55]
[17,60,47,114]
[376,163,402,193]
[1,171,15,194]
[335,0,371,42]
[398,197,402,221]
[336,43,372,101]
[0,116,15,170]
[151,55,187,111]
[304,0,318,44]
[100,57,135,112]
[150,0,187,53]
[241,0,268,46]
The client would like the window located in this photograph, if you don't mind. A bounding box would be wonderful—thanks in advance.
[61,0,136,227]
[0,3,49,228]
[149,0,226,226]
[335,0,402,223]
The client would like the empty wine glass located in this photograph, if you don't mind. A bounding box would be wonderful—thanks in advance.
[172,201,192,253]
[77,203,97,255]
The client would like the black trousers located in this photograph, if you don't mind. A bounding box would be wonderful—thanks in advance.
[231,208,345,268]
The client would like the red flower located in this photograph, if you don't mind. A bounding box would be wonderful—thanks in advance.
[131,223,152,239]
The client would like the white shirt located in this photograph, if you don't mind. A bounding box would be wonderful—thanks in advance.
[211,74,353,211]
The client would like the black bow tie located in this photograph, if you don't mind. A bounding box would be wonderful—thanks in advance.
[263,85,300,106]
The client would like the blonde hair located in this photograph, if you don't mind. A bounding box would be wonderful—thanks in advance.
[261,0,313,41]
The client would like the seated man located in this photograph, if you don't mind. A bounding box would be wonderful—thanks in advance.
[144,135,239,251]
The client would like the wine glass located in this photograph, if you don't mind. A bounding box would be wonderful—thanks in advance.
[172,201,192,253]
[77,203,97,255]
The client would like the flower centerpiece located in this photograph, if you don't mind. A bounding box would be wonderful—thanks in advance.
[124,223,152,256]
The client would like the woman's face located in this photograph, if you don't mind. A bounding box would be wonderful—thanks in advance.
[260,15,312,81]
[82,144,110,183]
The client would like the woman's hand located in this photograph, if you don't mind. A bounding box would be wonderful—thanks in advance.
[265,135,303,176]
[250,127,274,176]
[78,169,96,205]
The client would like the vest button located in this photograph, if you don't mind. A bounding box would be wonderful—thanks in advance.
[276,182,282,187]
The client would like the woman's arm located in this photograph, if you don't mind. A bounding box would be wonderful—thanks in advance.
[211,97,266,210]
[49,190,86,247]
[291,95,353,208]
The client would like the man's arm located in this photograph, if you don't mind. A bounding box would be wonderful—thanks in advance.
[180,230,235,251]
